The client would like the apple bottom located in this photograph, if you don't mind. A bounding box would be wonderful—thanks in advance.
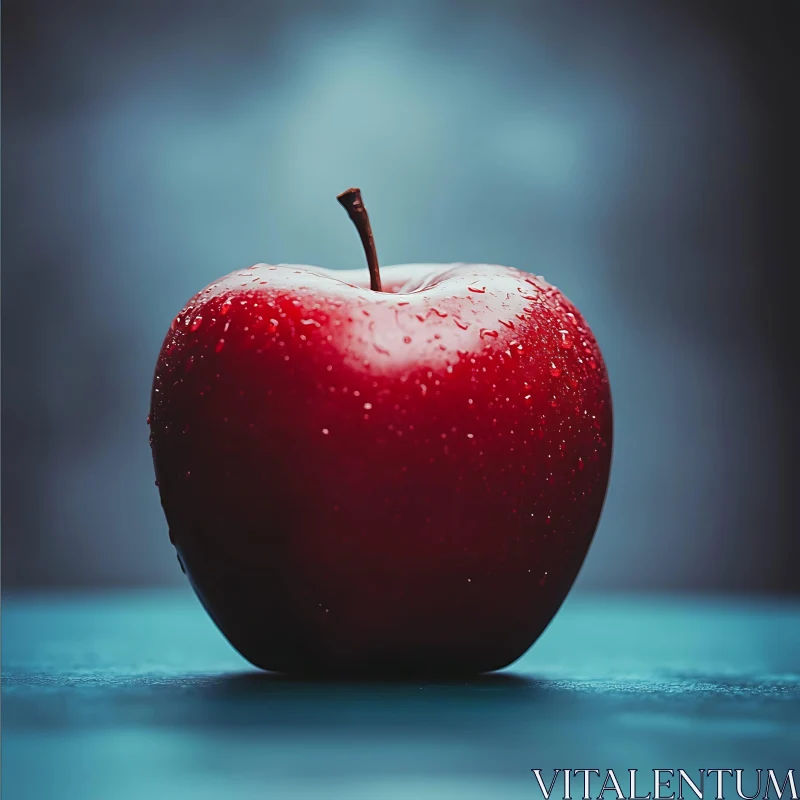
[175,537,583,677]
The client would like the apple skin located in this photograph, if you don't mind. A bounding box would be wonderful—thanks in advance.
[149,263,612,676]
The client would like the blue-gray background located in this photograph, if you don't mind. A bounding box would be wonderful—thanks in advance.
[2,1,794,592]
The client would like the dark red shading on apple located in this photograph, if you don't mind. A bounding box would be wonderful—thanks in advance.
[149,189,612,676]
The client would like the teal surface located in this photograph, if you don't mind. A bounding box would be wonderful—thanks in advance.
[2,591,798,799]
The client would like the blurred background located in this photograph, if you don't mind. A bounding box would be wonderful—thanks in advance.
[2,0,794,593]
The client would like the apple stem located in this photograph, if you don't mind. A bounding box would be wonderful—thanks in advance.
[337,187,383,292]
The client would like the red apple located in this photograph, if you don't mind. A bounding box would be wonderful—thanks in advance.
[149,189,612,676]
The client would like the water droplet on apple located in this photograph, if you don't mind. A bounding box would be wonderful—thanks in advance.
[431,307,448,317]
[216,339,225,353]
[185,356,194,371]
[468,285,486,294]
[190,316,203,332]
[322,428,329,435]
[479,329,498,339]
[220,299,232,315]
[146,415,151,425]
[498,319,515,329]
[550,364,562,378]
[454,319,469,330]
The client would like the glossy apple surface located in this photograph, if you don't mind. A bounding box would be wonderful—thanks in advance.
[149,262,612,676]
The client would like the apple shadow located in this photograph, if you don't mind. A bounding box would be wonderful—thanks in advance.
[214,668,535,691]
[200,666,545,710]
[170,667,566,738]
